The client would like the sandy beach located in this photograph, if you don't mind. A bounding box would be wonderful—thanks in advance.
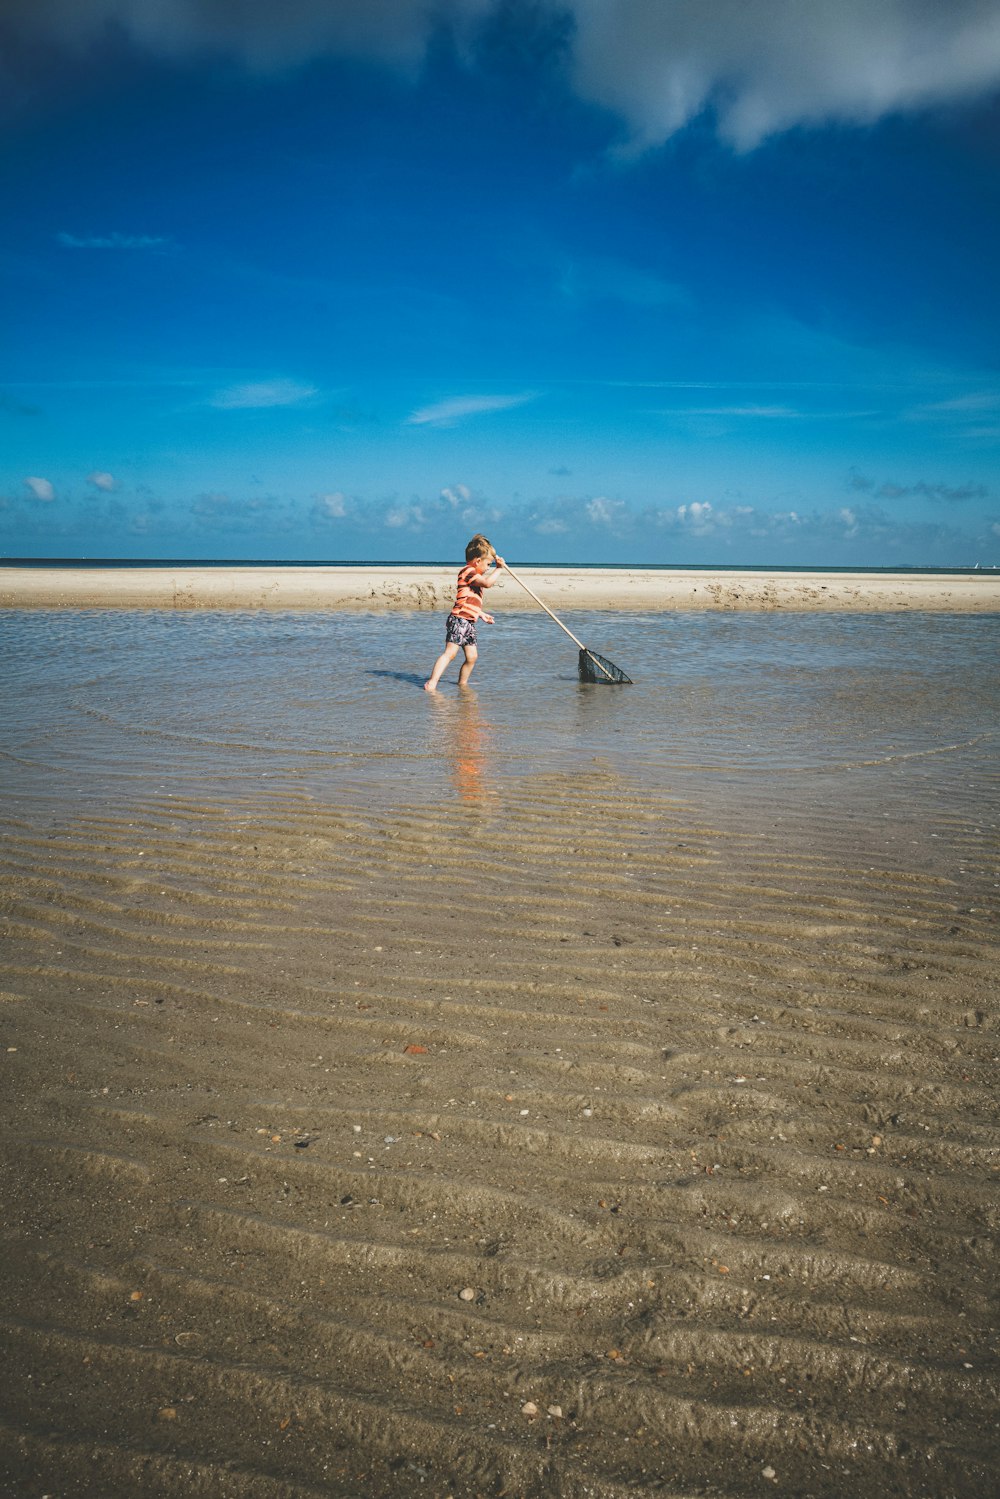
[1,606,998,1497]
[1,776,997,1498]
[2,563,999,611]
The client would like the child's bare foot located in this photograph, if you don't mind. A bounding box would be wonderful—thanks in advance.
[423,680,438,692]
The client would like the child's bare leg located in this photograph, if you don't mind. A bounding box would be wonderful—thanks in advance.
[457,643,478,686]
[425,642,459,691]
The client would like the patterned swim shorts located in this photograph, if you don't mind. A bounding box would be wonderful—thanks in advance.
[445,613,477,648]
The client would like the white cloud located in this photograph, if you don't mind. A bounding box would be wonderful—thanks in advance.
[675,500,716,533]
[87,471,116,491]
[407,393,534,427]
[314,491,347,519]
[586,495,627,527]
[441,483,472,506]
[534,517,568,535]
[385,504,426,529]
[568,0,1000,150]
[210,379,318,409]
[25,476,55,501]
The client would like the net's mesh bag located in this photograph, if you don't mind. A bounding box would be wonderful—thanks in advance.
[579,648,632,684]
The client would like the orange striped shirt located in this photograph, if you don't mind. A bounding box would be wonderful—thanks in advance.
[451,558,491,622]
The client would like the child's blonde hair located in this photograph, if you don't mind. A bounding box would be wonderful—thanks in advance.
[464,534,495,562]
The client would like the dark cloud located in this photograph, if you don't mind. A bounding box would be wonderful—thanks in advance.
[0,389,40,417]
[332,403,380,427]
[3,2,999,147]
[0,0,454,76]
[849,471,988,502]
[190,490,286,533]
[880,480,988,502]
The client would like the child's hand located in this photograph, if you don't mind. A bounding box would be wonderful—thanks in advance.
[494,556,506,569]
[483,613,495,625]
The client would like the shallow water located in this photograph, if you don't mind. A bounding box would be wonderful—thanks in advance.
[2,608,997,827]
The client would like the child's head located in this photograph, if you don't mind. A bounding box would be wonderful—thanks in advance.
[465,534,495,563]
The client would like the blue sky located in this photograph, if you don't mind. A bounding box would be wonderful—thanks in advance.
[1,0,999,565]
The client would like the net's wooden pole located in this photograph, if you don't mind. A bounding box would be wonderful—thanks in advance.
[500,564,587,651]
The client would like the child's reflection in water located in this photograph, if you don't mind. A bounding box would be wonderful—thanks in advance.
[430,689,495,804]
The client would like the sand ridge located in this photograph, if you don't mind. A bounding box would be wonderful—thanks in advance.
[1,774,997,1496]
[2,564,999,611]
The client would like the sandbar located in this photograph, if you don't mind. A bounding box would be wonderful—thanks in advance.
[2,563,999,611]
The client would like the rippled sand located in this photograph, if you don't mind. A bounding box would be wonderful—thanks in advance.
[1,611,998,1497]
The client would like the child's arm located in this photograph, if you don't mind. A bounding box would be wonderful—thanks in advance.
[480,556,505,589]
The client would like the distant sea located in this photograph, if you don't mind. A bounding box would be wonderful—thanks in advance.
[2,557,996,574]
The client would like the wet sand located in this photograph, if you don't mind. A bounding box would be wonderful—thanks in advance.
[1,768,997,1496]
[3,563,999,611]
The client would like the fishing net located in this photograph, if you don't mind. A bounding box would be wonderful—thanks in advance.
[579,648,632,684]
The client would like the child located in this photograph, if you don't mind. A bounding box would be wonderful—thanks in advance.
[424,535,506,691]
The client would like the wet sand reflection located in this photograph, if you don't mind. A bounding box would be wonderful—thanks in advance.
[428,689,496,804]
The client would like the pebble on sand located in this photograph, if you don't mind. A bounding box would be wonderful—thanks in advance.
[459,1287,476,1301]
[521,1401,538,1417]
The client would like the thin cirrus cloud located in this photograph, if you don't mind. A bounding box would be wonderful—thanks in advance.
[656,404,882,420]
[558,254,689,309]
[209,379,319,410]
[659,405,801,418]
[407,393,535,427]
[57,232,168,250]
[910,391,1000,416]
[10,2,1000,151]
